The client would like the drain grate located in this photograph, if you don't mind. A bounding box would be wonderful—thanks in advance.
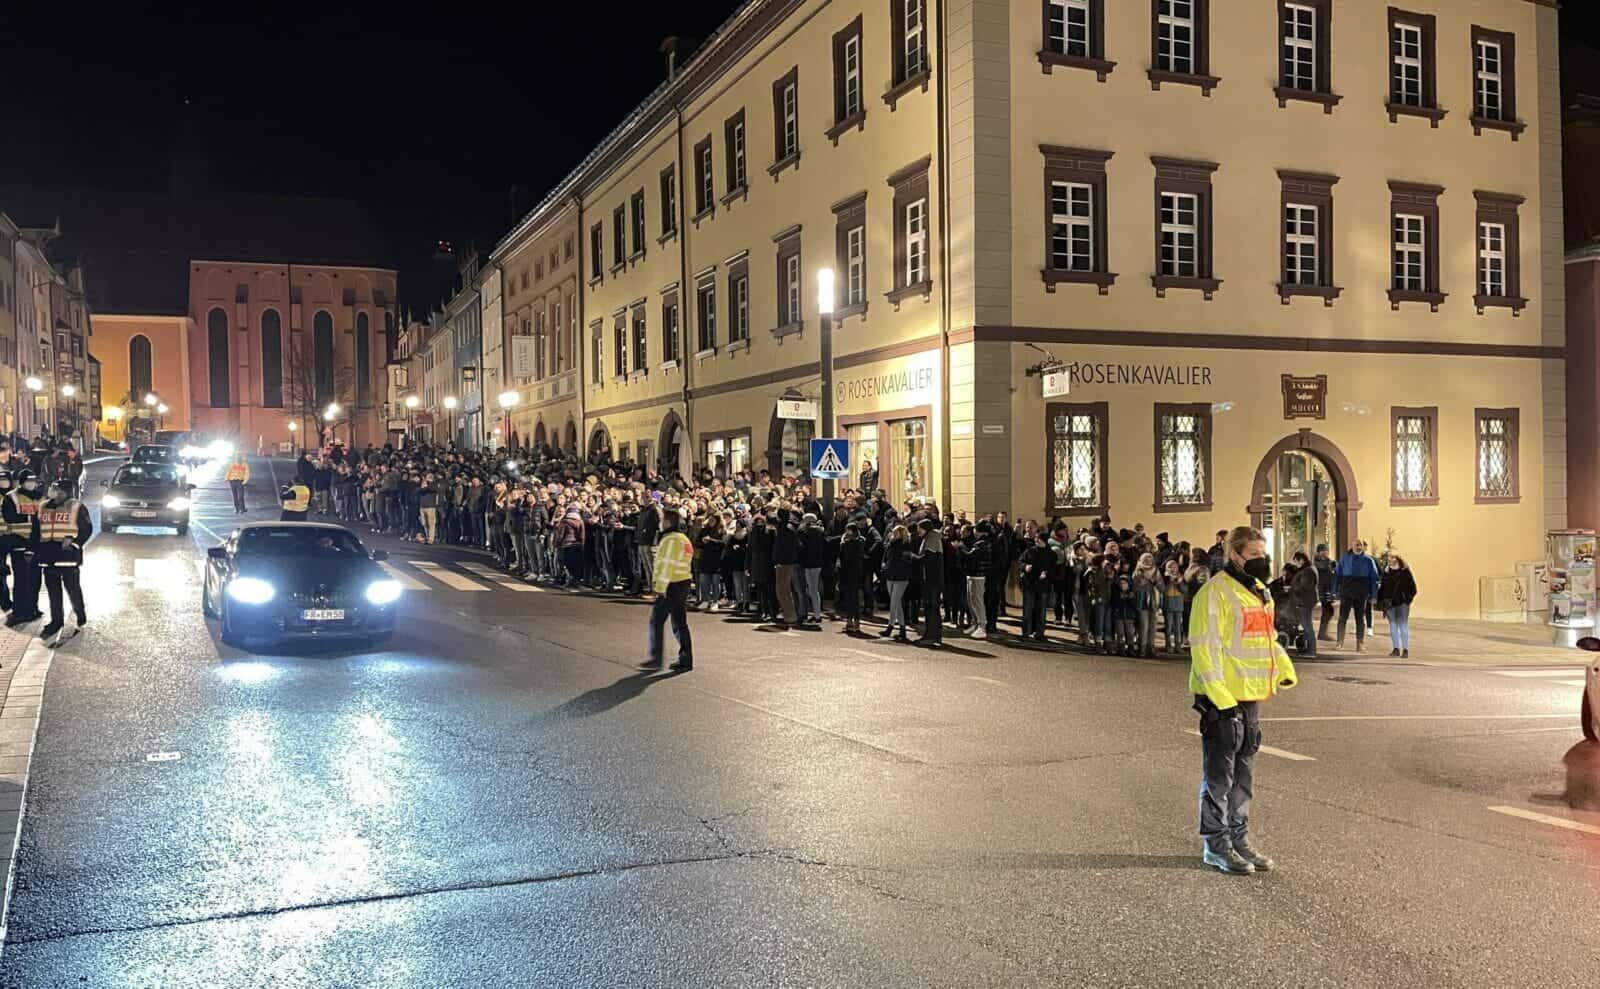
[1326,675,1391,686]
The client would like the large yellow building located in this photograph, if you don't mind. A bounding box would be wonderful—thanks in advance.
[493,0,1562,616]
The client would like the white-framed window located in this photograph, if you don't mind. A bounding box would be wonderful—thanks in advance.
[1392,21,1423,106]
[613,315,626,378]
[1156,0,1195,76]
[732,272,750,342]
[785,254,802,325]
[904,0,925,77]
[697,280,717,353]
[1049,181,1093,272]
[1047,0,1090,57]
[847,225,866,305]
[1478,221,1507,298]
[1284,203,1319,286]
[591,324,603,386]
[1281,2,1316,91]
[731,120,747,189]
[1394,414,1433,499]
[1159,192,1199,278]
[699,143,714,211]
[663,300,680,364]
[553,300,564,370]
[843,35,861,118]
[1475,39,1503,120]
[1392,213,1425,291]
[782,83,799,158]
[632,308,648,373]
[905,198,928,285]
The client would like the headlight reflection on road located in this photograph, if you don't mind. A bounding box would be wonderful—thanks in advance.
[340,712,401,808]
[216,661,277,685]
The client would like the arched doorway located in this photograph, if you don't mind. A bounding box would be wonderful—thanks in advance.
[533,421,547,449]
[564,418,578,453]
[1248,430,1361,568]
[658,410,687,481]
[766,390,815,480]
[588,421,612,460]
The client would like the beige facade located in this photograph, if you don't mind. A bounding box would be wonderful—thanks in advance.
[0,215,17,436]
[491,202,582,454]
[493,0,1561,616]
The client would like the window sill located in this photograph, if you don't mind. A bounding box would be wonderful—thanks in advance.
[611,375,626,385]
[694,347,718,361]
[691,206,715,229]
[608,262,626,276]
[657,228,678,247]
[1274,86,1342,114]
[591,382,605,393]
[1386,102,1448,127]
[1388,288,1447,312]
[1048,503,1107,518]
[1475,494,1522,506]
[835,301,868,323]
[627,249,646,268]
[1042,269,1117,295]
[1391,495,1440,507]
[1471,115,1526,140]
[825,110,867,146]
[1151,500,1213,515]
[588,275,603,289]
[772,321,804,341]
[719,184,749,209]
[725,337,751,355]
[1036,51,1115,82]
[885,279,932,310]
[1278,284,1344,307]
[628,369,648,382]
[884,67,933,109]
[660,359,680,372]
[1474,294,1528,316]
[1152,275,1222,300]
[1147,69,1220,97]
[767,152,801,181]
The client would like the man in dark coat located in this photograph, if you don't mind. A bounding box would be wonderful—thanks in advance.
[914,517,944,646]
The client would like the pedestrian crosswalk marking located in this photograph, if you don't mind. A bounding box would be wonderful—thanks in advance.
[408,560,488,592]
[378,562,429,591]
[458,563,541,592]
[1488,805,1600,836]
[1488,669,1587,678]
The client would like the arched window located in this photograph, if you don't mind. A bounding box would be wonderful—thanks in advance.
[313,310,334,408]
[128,334,153,400]
[207,308,230,408]
[356,312,371,405]
[260,310,283,408]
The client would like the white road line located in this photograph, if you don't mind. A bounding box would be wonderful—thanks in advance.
[1487,669,1587,678]
[458,563,542,592]
[1263,714,1571,722]
[408,560,488,592]
[964,675,1009,687]
[841,648,908,663]
[1181,728,1317,761]
[377,562,428,591]
[1556,680,1589,688]
[1487,805,1600,836]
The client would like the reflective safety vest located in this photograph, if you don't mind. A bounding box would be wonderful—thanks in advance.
[1188,569,1298,709]
[7,491,40,537]
[282,484,310,512]
[225,462,249,483]
[38,501,81,544]
[654,531,693,594]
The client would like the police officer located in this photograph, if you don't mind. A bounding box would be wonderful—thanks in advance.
[1188,524,1299,876]
[279,478,311,522]
[34,480,90,640]
[2,469,43,626]
[0,446,15,612]
[641,507,693,672]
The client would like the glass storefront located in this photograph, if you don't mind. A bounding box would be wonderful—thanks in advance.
[883,417,929,508]
[1261,449,1337,570]
[704,434,750,480]
[847,423,879,490]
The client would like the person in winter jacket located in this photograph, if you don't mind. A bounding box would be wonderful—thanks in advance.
[1288,551,1321,657]
[835,524,866,633]
[798,513,828,623]
[1335,538,1381,651]
[1019,530,1056,643]
[1378,555,1419,657]
[771,509,801,627]
[880,524,916,642]
[960,522,994,640]
[1313,543,1337,641]
[1133,552,1162,658]
[913,518,945,646]
[1161,559,1188,653]
[1109,574,1139,655]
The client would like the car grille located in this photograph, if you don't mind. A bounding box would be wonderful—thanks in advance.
[290,587,350,607]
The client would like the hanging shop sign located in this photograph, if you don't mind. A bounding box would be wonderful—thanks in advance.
[777,399,818,421]
[1281,374,1328,420]
[1041,367,1071,398]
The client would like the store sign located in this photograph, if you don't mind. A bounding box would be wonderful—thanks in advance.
[509,337,537,379]
[1042,368,1071,398]
[777,399,818,421]
[1281,374,1328,420]
[387,419,408,431]
[835,366,936,404]
[1068,362,1213,387]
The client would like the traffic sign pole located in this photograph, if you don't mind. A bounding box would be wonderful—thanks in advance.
[819,270,836,513]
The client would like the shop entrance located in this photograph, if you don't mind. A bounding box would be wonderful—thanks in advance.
[1249,431,1360,569]
[659,411,687,481]
[841,408,931,508]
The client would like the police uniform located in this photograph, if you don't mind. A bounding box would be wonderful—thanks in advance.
[2,476,44,624]
[642,518,694,671]
[0,461,15,611]
[34,491,90,636]
[279,482,311,521]
[225,459,250,514]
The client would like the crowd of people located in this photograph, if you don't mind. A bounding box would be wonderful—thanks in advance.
[281,440,1420,657]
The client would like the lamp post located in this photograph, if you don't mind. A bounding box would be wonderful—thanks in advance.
[287,419,299,453]
[405,394,420,447]
[24,377,41,439]
[60,383,78,449]
[497,391,517,451]
[105,406,124,444]
[816,267,836,514]
[157,403,168,433]
[443,395,458,449]
[323,403,340,448]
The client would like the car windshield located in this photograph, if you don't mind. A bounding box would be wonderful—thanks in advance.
[113,465,179,486]
[238,528,367,559]
[134,446,177,462]
[153,431,187,446]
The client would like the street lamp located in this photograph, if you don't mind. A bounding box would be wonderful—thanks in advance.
[816,267,836,513]
[143,393,157,407]
[405,394,420,446]
[497,391,517,450]
[60,383,75,398]
[443,395,458,448]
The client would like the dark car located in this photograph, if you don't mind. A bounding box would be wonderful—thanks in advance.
[202,523,400,648]
[131,444,189,478]
[100,463,194,534]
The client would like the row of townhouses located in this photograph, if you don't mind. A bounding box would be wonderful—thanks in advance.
[0,215,98,442]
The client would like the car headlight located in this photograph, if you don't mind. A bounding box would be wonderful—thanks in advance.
[180,445,201,459]
[227,577,276,605]
[208,440,234,458]
[102,494,122,508]
[365,579,403,605]
[167,496,191,511]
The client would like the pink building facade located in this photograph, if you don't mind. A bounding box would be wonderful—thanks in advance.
[185,261,397,451]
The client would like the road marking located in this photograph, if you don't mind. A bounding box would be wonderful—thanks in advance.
[377,562,428,591]
[1262,714,1571,722]
[964,675,1009,687]
[408,560,488,591]
[144,751,181,763]
[842,648,908,663]
[1487,805,1600,836]
[458,563,542,592]
[1556,680,1589,688]
[1181,728,1317,761]
[1487,669,1587,678]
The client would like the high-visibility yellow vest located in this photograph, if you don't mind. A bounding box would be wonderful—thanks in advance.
[226,463,249,482]
[38,501,81,543]
[7,491,40,537]
[1188,569,1298,709]
[654,531,693,594]
[282,484,310,512]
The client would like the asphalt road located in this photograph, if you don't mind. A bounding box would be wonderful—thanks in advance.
[0,456,1594,987]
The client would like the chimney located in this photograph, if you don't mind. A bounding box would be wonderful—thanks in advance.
[659,36,696,81]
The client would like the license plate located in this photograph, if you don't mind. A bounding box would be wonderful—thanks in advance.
[131,511,158,518]
[301,609,345,621]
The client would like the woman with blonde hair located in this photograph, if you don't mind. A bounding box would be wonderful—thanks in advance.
[880,523,915,642]
[1378,554,1418,657]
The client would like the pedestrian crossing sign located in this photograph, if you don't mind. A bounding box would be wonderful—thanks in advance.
[810,438,849,479]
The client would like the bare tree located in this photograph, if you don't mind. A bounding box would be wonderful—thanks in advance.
[282,338,354,449]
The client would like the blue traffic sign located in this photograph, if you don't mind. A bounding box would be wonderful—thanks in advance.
[809,438,849,479]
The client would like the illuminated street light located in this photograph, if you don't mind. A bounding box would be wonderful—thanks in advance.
[325,402,341,417]
[25,377,42,392]
[143,393,157,406]
[288,421,299,432]
[60,383,76,398]
[157,403,168,414]
[105,407,122,421]
[497,391,518,409]
[443,396,458,410]
[816,267,835,316]
[405,395,420,410]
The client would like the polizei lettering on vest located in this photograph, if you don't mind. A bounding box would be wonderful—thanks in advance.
[1067,362,1213,387]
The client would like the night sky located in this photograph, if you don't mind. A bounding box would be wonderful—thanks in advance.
[2,1,1598,313]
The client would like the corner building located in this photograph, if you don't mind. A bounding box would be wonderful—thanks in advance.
[497,0,1562,617]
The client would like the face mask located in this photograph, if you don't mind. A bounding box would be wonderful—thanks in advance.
[21,482,36,493]
[1242,557,1272,583]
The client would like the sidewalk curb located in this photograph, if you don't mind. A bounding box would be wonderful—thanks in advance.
[0,631,52,958]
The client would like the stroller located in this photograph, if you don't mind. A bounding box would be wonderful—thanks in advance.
[1269,577,1311,655]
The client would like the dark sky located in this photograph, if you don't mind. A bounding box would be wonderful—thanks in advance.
[2,1,1598,312]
